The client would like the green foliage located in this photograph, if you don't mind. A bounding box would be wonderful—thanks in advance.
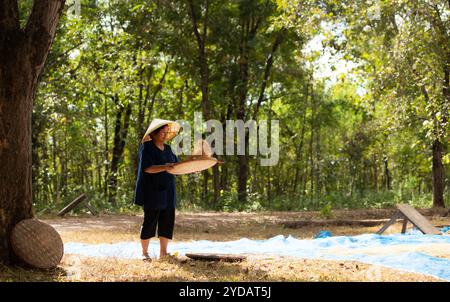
[319,203,334,220]
[30,0,448,214]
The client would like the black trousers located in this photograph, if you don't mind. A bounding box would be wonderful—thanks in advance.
[140,208,175,240]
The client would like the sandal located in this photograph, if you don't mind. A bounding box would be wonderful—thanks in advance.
[142,253,152,262]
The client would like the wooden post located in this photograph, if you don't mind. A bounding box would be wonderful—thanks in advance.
[376,211,402,235]
[401,218,408,234]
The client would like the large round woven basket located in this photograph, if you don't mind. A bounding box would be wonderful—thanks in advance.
[168,157,218,175]
[10,219,64,269]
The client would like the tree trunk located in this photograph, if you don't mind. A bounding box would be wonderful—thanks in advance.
[133,63,146,174]
[373,154,378,192]
[252,29,285,120]
[383,156,392,190]
[108,99,132,204]
[433,60,448,208]
[309,97,315,202]
[237,154,249,203]
[315,115,321,195]
[236,19,251,204]
[432,139,445,208]
[419,73,446,208]
[187,0,215,206]
[133,64,154,182]
[187,0,210,120]
[177,80,186,119]
[138,66,153,139]
[145,63,168,128]
[0,0,65,264]
[293,106,308,194]
[202,170,209,202]
[267,166,271,203]
[212,163,220,208]
[103,95,109,198]
[220,158,228,192]
[251,157,258,193]
[92,134,102,192]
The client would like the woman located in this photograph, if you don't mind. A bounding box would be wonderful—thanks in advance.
[134,119,181,261]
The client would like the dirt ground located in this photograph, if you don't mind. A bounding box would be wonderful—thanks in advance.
[21,209,448,282]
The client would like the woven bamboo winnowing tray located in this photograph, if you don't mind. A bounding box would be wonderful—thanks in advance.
[168,157,218,175]
[11,219,64,269]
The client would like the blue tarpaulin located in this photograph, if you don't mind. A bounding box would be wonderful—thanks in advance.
[65,231,450,281]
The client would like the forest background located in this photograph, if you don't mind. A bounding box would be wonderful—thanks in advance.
[26,0,449,214]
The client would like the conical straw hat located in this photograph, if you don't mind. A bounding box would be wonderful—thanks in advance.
[141,119,181,144]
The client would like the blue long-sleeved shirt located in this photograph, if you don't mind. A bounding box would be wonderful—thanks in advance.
[133,140,179,209]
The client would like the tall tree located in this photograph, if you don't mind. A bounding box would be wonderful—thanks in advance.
[186,0,214,202]
[0,0,66,263]
[108,95,132,204]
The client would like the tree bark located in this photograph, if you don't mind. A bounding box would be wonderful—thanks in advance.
[0,0,65,264]
[383,156,392,190]
[373,154,378,192]
[432,139,445,208]
[103,94,109,197]
[252,29,285,120]
[92,135,102,191]
[212,161,220,207]
[187,0,215,205]
[145,63,168,127]
[133,65,153,178]
[419,71,447,208]
[187,0,210,120]
[309,93,316,202]
[108,97,132,204]
[267,166,271,202]
[293,105,307,194]
[315,105,321,195]
[236,16,260,204]
[138,66,153,139]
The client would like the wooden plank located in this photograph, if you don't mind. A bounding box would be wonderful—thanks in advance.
[57,193,87,217]
[396,204,441,235]
[185,253,246,262]
[376,211,403,235]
